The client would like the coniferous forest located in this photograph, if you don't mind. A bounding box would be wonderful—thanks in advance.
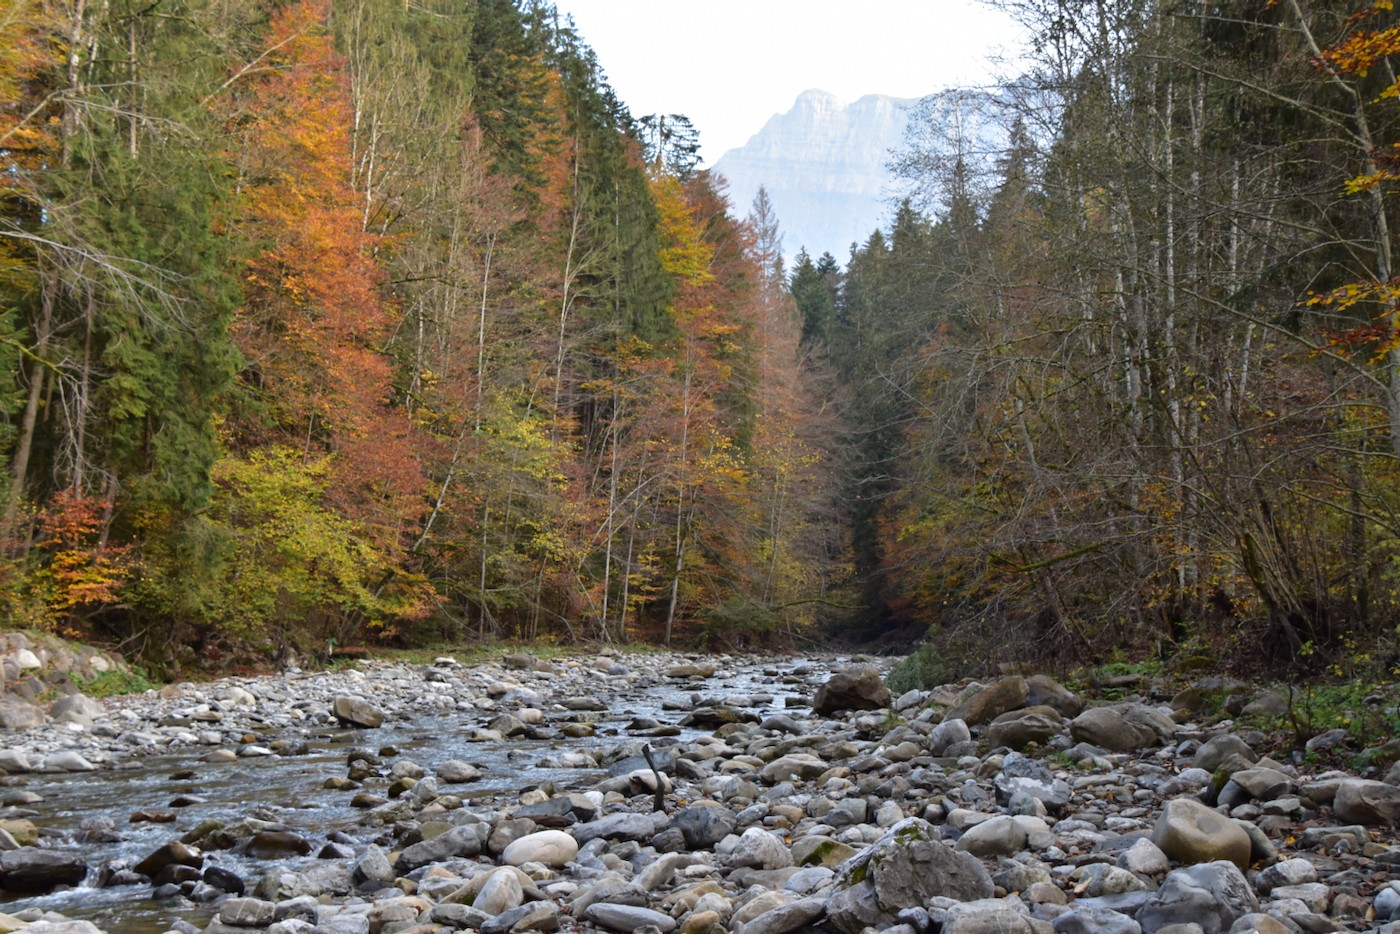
[4,0,1400,680]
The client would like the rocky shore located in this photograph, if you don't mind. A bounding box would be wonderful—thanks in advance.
[0,649,1398,934]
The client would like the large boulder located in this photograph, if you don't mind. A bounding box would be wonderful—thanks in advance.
[0,696,44,731]
[1025,674,1084,716]
[1150,797,1252,869]
[1193,734,1259,773]
[826,818,993,933]
[1070,706,1156,752]
[1136,861,1258,934]
[812,665,891,714]
[0,848,88,894]
[945,676,1030,726]
[1333,779,1400,826]
[987,706,1065,751]
[331,696,384,729]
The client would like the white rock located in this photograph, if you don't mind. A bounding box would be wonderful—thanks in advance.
[502,830,578,868]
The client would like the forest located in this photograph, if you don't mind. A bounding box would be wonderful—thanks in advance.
[3,0,1400,680]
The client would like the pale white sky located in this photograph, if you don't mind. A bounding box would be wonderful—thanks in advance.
[551,0,1025,166]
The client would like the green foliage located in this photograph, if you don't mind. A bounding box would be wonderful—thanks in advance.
[198,448,429,646]
[69,666,157,698]
[886,644,959,694]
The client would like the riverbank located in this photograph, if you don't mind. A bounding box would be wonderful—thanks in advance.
[0,650,1398,934]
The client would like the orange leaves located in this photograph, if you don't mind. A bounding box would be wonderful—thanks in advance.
[34,491,131,613]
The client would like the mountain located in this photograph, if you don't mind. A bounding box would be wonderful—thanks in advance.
[712,89,918,267]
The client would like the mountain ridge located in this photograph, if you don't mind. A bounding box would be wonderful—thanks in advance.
[712,89,920,265]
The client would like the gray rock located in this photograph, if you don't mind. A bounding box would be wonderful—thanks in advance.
[1333,779,1400,826]
[955,815,1042,858]
[939,897,1039,934]
[813,665,892,714]
[0,696,44,730]
[930,718,973,755]
[352,845,393,885]
[1070,707,1156,752]
[1117,838,1170,877]
[670,802,737,849]
[394,823,487,872]
[474,868,524,916]
[1219,768,1293,807]
[331,696,384,728]
[988,706,1065,751]
[736,895,826,934]
[1256,858,1316,894]
[0,750,31,773]
[1192,739,1260,772]
[583,903,678,933]
[571,811,663,845]
[731,827,793,869]
[49,693,103,725]
[219,897,277,927]
[1137,861,1259,934]
[826,818,993,933]
[946,677,1030,726]
[437,759,483,783]
[38,751,95,772]
[1151,797,1252,869]
[1025,674,1084,717]
[0,848,87,893]
[759,754,829,784]
[1053,906,1142,934]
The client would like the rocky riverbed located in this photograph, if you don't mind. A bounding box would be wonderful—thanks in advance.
[0,650,1399,934]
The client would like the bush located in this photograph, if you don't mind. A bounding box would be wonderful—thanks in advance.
[887,644,958,694]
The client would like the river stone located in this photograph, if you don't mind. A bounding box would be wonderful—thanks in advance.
[791,836,858,868]
[220,896,276,927]
[395,823,487,871]
[1194,735,1259,773]
[0,848,87,893]
[39,751,97,773]
[0,696,44,730]
[671,802,737,849]
[0,750,31,773]
[812,665,891,714]
[13,924,106,934]
[331,696,384,728]
[987,706,1065,751]
[826,818,993,933]
[955,815,1045,858]
[49,693,103,726]
[930,718,973,755]
[666,662,716,678]
[571,811,663,845]
[352,844,394,885]
[243,831,313,859]
[1117,838,1170,877]
[731,827,793,869]
[735,895,826,934]
[1137,861,1257,934]
[474,867,524,916]
[134,839,202,878]
[437,759,484,783]
[939,897,1039,934]
[760,754,829,784]
[733,891,796,926]
[1333,779,1400,826]
[1070,707,1156,752]
[946,676,1030,726]
[1255,857,1317,893]
[502,829,578,867]
[1053,905,1142,934]
[584,903,677,933]
[1025,674,1084,717]
[1151,797,1252,869]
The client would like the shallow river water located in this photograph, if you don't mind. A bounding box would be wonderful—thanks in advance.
[0,656,827,932]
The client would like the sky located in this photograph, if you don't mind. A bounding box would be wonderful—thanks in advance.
[550,1,1026,166]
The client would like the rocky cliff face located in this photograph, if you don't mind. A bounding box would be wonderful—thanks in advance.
[712,89,918,265]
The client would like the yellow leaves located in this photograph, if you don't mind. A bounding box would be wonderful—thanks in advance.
[650,173,715,286]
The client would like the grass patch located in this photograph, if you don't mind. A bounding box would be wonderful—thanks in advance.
[70,667,158,698]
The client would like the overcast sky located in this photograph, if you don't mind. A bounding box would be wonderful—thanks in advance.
[550,1,1025,166]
